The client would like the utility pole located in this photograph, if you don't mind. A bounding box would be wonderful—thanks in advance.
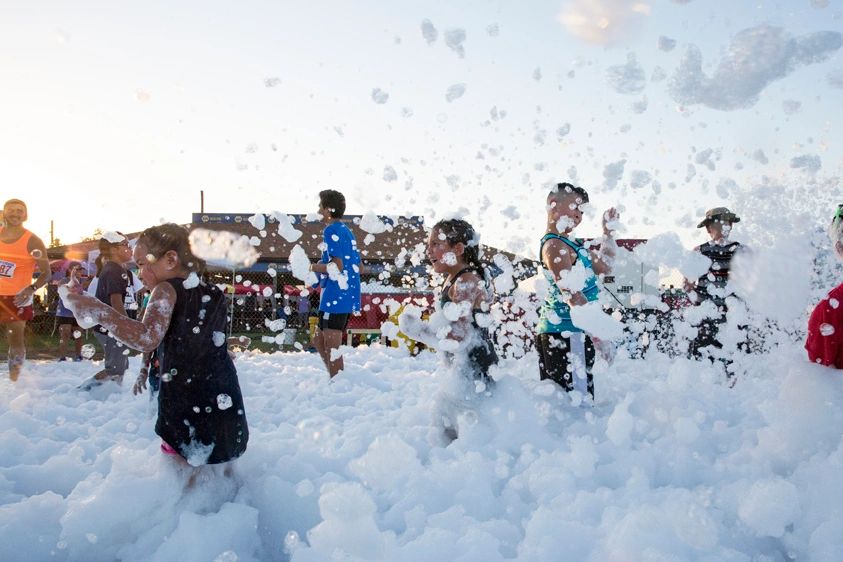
[50,220,55,246]
[200,190,205,213]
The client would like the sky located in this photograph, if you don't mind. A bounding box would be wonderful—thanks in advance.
[1,0,842,258]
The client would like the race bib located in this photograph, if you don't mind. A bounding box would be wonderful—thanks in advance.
[0,260,16,278]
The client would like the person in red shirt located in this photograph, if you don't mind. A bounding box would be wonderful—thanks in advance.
[806,204,843,368]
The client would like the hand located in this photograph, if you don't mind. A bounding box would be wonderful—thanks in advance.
[398,309,439,348]
[568,292,588,307]
[13,285,35,308]
[602,207,620,236]
[133,367,149,395]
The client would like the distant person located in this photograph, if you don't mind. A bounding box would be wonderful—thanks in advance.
[308,189,361,377]
[536,183,619,400]
[61,223,248,470]
[806,205,843,368]
[79,233,134,388]
[685,207,744,363]
[0,199,50,381]
[55,262,85,361]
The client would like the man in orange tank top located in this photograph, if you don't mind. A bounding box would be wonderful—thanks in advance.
[0,199,50,381]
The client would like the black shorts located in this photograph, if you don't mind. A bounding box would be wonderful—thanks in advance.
[56,316,79,328]
[317,311,350,331]
[536,332,596,398]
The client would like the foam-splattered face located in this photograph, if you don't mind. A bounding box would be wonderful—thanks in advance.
[133,242,178,289]
[547,192,586,232]
[426,227,463,274]
[706,220,733,241]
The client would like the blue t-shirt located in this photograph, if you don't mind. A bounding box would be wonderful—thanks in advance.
[318,222,361,313]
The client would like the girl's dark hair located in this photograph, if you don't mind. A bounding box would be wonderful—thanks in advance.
[319,189,346,218]
[138,223,205,273]
[432,219,488,282]
[94,255,104,276]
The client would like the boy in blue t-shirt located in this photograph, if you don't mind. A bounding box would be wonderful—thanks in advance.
[309,189,361,377]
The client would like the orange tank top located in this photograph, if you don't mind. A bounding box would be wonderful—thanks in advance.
[0,230,36,296]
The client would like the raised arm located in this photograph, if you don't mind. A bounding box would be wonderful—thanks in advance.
[61,282,176,353]
[591,208,619,276]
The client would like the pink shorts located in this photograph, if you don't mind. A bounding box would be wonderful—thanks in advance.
[160,441,180,456]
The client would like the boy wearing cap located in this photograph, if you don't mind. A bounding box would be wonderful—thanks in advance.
[687,207,744,361]
[0,199,50,381]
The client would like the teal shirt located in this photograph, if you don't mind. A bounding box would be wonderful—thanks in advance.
[537,234,600,334]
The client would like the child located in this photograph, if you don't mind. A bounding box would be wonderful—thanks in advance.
[61,223,248,467]
[400,219,498,441]
[537,183,618,400]
[686,207,745,362]
[806,205,843,368]
[79,233,134,388]
[55,262,84,361]
[308,189,361,378]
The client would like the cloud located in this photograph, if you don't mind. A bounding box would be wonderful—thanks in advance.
[558,0,651,46]
[669,25,842,111]
[790,154,822,174]
[607,53,646,94]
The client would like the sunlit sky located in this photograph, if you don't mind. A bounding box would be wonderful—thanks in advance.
[2,0,842,257]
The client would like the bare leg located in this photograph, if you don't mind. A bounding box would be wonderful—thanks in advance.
[311,328,328,370]
[7,321,26,381]
[58,324,71,359]
[321,328,345,378]
[72,326,83,358]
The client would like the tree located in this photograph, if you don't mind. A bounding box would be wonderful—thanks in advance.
[81,228,104,242]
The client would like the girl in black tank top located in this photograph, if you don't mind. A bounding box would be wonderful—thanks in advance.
[60,224,248,467]
[426,220,498,384]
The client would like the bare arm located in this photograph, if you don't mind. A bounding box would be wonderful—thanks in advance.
[63,282,176,352]
[14,235,51,306]
[28,235,51,290]
[446,272,488,341]
[591,208,619,276]
[310,256,343,274]
[109,293,128,316]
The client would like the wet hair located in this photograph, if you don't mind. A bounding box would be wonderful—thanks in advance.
[548,182,589,205]
[137,223,205,273]
[319,189,346,218]
[432,219,488,282]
